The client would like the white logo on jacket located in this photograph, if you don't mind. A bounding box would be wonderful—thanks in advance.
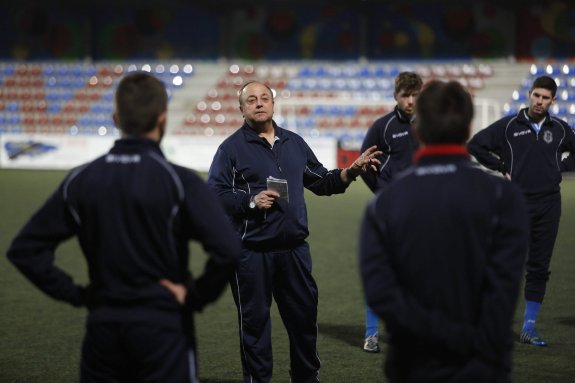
[543,130,553,144]
[513,130,531,138]
[415,164,457,176]
[392,131,409,139]
[106,154,141,164]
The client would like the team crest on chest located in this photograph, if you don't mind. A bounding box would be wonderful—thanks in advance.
[543,130,553,144]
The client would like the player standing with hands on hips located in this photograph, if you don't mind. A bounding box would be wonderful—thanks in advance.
[7,72,241,383]
[207,80,381,383]
[468,75,575,346]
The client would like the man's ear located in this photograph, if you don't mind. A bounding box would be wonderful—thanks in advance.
[464,124,472,143]
[157,111,167,138]
[411,121,421,144]
[158,111,167,127]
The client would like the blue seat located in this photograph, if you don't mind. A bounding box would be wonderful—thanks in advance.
[6,101,19,112]
[314,66,328,77]
[511,89,527,101]
[299,67,313,77]
[7,113,21,124]
[47,103,61,114]
[313,105,328,115]
[56,65,69,76]
[359,67,372,77]
[529,64,546,76]
[1,63,15,76]
[551,103,566,115]
[373,67,387,77]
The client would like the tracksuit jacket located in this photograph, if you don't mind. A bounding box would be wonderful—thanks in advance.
[360,105,417,192]
[7,138,240,327]
[207,122,350,251]
[467,108,575,198]
[360,146,529,383]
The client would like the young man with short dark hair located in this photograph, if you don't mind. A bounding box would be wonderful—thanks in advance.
[468,75,575,346]
[7,72,241,382]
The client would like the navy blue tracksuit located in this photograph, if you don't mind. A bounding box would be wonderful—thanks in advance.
[360,105,418,192]
[468,108,575,302]
[7,138,240,383]
[360,146,529,382]
[207,122,350,383]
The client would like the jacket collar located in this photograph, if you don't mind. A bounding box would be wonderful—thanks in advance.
[518,107,550,126]
[394,105,413,123]
[242,120,287,143]
[113,137,164,155]
[414,144,469,163]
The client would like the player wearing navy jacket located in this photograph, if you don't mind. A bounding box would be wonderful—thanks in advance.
[360,71,422,193]
[360,80,529,382]
[359,71,423,353]
[207,80,380,383]
[7,72,240,383]
[468,75,575,346]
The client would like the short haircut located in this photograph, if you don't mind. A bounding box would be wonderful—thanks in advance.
[531,76,558,97]
[415,80,473,145]
[114,72,168,136]
[237,80,274,106]
[394,71,423,95]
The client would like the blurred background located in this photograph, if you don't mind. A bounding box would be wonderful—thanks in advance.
[1,0,574,170]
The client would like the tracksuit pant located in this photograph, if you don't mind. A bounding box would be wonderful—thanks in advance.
[230,242,321,383]
[524,193,561,303]
[80,316,199,383]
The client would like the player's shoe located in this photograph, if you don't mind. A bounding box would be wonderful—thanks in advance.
[519,328,547,347]
[363,335,380,353]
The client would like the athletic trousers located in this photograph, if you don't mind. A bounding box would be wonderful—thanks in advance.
[524,193,561,303]
[80,310,198,383]
[230,242,321,383]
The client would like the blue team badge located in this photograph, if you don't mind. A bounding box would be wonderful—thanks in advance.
[543,130,553,144]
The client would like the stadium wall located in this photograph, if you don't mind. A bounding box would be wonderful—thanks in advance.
[1,2,573,61]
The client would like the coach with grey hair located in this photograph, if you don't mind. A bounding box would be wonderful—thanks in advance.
[207,80,381,383]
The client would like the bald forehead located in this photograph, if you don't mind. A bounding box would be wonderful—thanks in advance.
[239,82,273,104]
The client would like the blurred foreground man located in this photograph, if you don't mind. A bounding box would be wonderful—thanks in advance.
[360,80,529,382]
[7,72,240,383]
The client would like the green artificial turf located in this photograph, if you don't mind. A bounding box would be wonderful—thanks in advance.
[1,169,574,382]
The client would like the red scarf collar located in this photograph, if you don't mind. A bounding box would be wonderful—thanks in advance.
[413,145,469,162]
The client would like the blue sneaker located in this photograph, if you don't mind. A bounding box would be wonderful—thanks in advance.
[520,328,547,347]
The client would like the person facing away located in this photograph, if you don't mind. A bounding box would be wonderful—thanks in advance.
[206,80,381,383]
[360,80,529,383]
[359,71,423,353]
[6,72,241,383]
[467,75,575,347]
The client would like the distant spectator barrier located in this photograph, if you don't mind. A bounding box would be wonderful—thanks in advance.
[0,134,337,171]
